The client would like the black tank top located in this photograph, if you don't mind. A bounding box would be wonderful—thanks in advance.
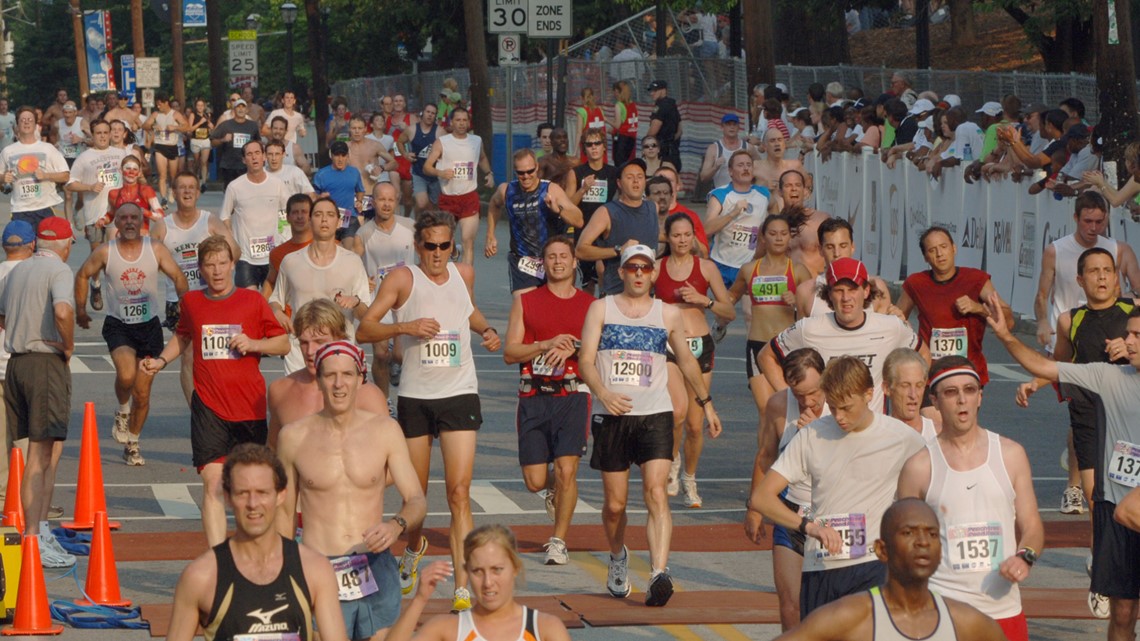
[1069,298,1135,365]
[204,536,313,641]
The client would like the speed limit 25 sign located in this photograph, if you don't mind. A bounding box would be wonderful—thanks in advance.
[488,0,526,33]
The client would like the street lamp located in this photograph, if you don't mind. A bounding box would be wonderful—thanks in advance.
[245,13,260,31]
[280,2,297,94]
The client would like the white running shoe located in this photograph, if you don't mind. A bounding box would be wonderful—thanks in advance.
[606,546,631,598]
[540,488,556,522]
[543,537,568,565]
[1061,485,1084,515]
[681,472,702,508]
[398,536,428,595]
[38,533,76,568]
[124,441,145,466]
[112,411,130,444]
[1089,591,1110,619]
[667,459,681,497]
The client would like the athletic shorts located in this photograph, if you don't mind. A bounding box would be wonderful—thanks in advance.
[190,392,268,469]
[516,393,590,466]
[665,334,715,373]
[395,156,412,181]
[12,208,55,229]
[746,339,766,379]
[800,560,887,617]
[997,612,1029,641]
[438,191,480,220]
[102,316,164,358]
[189,138,211,154]
[84,224,107,244]
[235,260,270,289]
[397,393,482,439]
[508,252,545,292]
[1092,500,1140,598]
[773,495,807,556]
[153,144,178,160]
[713,259,740,289]
[589,412,673,473]
[330,551,400,639]
[1068,398,1099,471]
[578,258,599,287]
[412,173,441,203]
[5,353,70,442]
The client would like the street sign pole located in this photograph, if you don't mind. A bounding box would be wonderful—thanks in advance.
[498,33,521,182]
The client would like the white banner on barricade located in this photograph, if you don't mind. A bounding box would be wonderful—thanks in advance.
[879,160,906,281]
[986,180,1018,305]
[928,166,965,267]
[904,163,931,277]
[860,150,883,276]
[1009,189,1039,317]
[815,155,844,220]
[843,154,865,263]
[958,180,987,270]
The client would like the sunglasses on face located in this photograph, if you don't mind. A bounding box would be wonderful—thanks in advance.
[622,263,653,274]
[516,167,538,176]
[643,143,658,149]
[584,141,604,147]
[423,241,453,251]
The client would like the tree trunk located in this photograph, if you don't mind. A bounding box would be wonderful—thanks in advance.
[949,0,975,46]
[130,0,145,58]
[1095,0,1139,173]
[207,0,224,118]
[306,0,328,165]
[743,0,775,99]
[70,0,88,97]
[171,0,185,108]
[462,0,493,163]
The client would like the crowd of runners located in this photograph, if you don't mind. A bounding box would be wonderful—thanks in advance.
[0,76,1137,641]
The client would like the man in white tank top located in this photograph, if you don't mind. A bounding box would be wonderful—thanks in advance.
[882,348,939,439]
[355,210,501,613]
[898,357,1043,641]
[74,203,188,466]
[423,108,493,266]
[698,114,747,190]
[352,182,415,397]
[578,244,723,608]
[778,498,1009,641]
[149,172,236,404]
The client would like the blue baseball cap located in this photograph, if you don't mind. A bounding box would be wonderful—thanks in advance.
[721,113,741,124]
[2,220,34,247]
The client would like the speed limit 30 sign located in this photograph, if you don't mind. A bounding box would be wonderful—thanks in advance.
[488,0,526,33]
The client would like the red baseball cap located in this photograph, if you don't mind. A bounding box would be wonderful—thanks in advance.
[37,216,74,241]
[826,257,868,287]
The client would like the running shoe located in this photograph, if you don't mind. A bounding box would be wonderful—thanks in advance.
[606,546,631,598]
[681,472,702,508]
[1089,591,1110,619]
[398,536,429,595]
[541,488,556,522]
[112,411,130,444]
[390,362,402,387]
[124,441,145,466]
[39,533,76,568]
[667,459,681,497]
[1086,552,1093,578]
[47,505,64,519]
[90,282,103,311]
[1061,485,1084,515]
[163,301,180,330]
[711,322,727,343]
[387,398,398,419]
[452,242,463,263]
[451,587,473,612]
[646,570,674,607]
[1060,447,1070,472]
[543,537,568,565]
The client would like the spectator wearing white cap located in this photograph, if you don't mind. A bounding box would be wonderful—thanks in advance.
[963,101,1006,183]
[942,94,962,109]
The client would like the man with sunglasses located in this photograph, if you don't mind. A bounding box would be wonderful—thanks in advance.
[897,356,1042,641]
[571,129,620,292]
[356,210,501,613]
[574,159,659,296]
[485,149,582,294]
[578,244,722,607]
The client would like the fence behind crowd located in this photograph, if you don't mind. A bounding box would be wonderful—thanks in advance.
[804,149,1136,321]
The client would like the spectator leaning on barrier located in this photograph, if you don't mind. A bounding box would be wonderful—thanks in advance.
[824,82,845,108]
[999,108,1067,172]
[889,71,918,109]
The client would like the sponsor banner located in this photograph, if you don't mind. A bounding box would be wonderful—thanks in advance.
[83,10,116,92]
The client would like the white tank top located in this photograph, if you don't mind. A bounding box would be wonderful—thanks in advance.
[282,140,296,166]
[360,220,416,287]
[1050,234,1117,350]
[921,416,937,440]
[454,606,542,641]
[779,389,813,507]
[56,117,86,159]
[153,110,180,146]
[437,133,482,196]
[105,238,161,324]
[925,430,1021,619]
[713,139,745,188]
[869,586,958,641]
[395,262,478,399]
[162,211,213,291]
[595,297,671,416]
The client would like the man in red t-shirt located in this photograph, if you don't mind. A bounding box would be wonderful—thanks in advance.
[896,225,1014,386]
[503,236,595,566]
[141,235,289,546]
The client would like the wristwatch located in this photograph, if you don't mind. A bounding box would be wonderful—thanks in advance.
[391,515,407,534]
[695,395,713,408]
[1015,546,1037,566]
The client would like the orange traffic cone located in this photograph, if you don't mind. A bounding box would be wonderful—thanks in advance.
[61,403,120,531]
[2,448,24,534]
[2,535,63,635]
[76,511,129,607]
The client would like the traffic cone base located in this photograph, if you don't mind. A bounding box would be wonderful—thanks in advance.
[3,510,22,538]
[76,511,130,608]
[2,536,63,635]
[63,402,119,531]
